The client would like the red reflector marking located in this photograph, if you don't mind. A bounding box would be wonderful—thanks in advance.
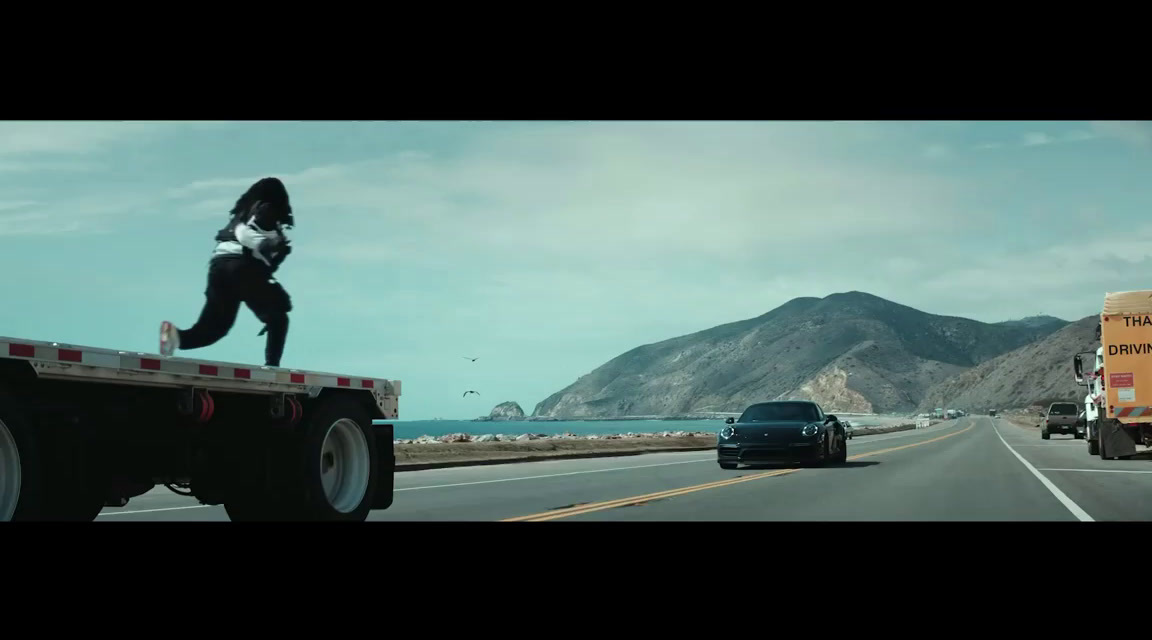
[9,343,35,358]
[291,373,306,384]
[361,379,374,388]
[338,377,350,387]
[59,349,82,362]
[141,358,161,370]
[234,368,251,379]
[200,365,218,376]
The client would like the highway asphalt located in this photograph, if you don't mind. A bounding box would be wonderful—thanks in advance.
[96,416,1152,521]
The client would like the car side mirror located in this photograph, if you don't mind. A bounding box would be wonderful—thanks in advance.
[725,417,735,424]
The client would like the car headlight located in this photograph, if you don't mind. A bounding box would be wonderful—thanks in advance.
[720,426,734,440]
[801,424,819,437]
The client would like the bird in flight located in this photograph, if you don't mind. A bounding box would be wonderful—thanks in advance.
[463,357,478,362]
[463,390,480,397]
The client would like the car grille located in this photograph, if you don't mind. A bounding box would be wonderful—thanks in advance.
[740,444,817,461]
[741,448,790,461]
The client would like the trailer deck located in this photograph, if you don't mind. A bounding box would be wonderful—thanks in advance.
[0,335,400,418]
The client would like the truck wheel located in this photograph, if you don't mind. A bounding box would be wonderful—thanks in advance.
[1041,430,1050,440]
[0,413,28,522]
[0,388,41,522]
[224,395,379,522]
[290,394,379,522]
[0,389,101,522]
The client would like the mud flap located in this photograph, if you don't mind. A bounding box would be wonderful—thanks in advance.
[1101,419,1137,458]
[371,422,395,510]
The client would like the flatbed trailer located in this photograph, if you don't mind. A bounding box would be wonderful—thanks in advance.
[0,335,400,521]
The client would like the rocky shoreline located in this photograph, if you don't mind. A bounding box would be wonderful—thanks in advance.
[395,429,717,445]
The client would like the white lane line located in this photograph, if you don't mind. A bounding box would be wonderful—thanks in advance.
[99,505,214,516]
[1012,444,1086,447]
[990,418,1094,522]
[1038,468,1152,474]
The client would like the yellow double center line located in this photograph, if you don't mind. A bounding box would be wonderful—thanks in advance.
[502,422,975,522]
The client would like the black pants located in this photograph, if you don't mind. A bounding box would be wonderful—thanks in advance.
[177,256,292,367]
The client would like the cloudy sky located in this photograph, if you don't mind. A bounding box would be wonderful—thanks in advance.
[2,120,1150,420]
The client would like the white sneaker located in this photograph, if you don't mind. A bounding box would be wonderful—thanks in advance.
[160,321,180,356]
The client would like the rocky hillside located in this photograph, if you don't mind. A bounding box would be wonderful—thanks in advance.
[995,315,1068,330]
[488,401,526,421]
[916,315,1098,413]
[533,292,1066,418]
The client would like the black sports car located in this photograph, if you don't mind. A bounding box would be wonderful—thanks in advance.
[716,401,848,469]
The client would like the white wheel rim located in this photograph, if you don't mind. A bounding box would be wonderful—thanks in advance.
[0,418,22,522]
[319,419,370,513]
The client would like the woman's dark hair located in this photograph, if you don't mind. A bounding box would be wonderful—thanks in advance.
[230,177,294,227]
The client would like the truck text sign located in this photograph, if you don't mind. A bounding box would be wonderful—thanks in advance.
[1101,311,1152,418]
[1110,372,1134,388]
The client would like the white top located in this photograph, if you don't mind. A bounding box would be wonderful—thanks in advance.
[213,218,288,268]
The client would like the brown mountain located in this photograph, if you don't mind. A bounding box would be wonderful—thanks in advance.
[532,292,1068,418]
[916,315,1098,413]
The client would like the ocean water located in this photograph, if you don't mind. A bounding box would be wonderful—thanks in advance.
[372,415,911,440]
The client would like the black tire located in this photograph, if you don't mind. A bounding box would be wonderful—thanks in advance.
[0,387,39,522]
[282,394,379,522]
[225,396,379,523]
[1041,430,1050,440]
[718,461,738,469]
[1088,438,1099,455]
[809,437,832,467]
[1099,424,1109,460]
[834,433,848,464]
[0,386,105,522]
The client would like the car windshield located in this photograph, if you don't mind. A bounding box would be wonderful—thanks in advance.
[1049,404,1077,415]
[738,403,820,423]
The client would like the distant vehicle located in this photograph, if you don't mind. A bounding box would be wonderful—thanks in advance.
[1041,402,1083,440]
[717,401,848,469]
[988,409,998,417]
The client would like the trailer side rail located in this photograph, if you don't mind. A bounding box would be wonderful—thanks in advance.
[0,336,400,418]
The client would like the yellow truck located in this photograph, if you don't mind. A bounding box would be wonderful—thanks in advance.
[1073,290,1152,459]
